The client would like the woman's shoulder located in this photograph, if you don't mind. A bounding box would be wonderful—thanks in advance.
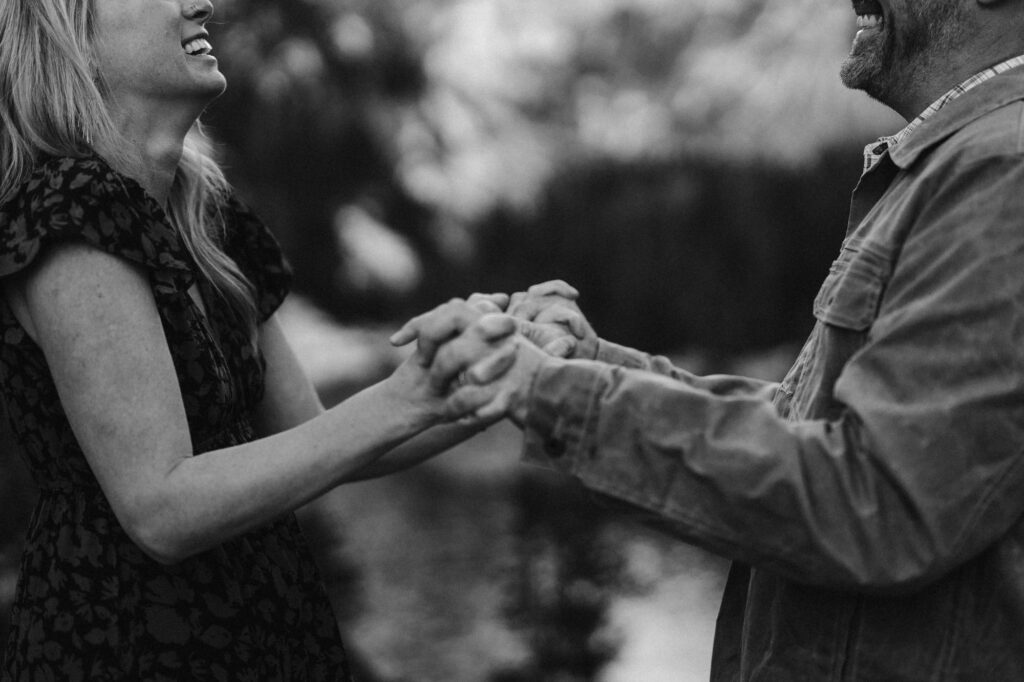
[0,154,193,285]
[12,154,136,212]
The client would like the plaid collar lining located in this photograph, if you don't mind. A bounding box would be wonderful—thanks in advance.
[863,55,1024,171]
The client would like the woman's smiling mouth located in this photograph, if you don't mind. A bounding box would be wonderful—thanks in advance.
[183,37,213,57]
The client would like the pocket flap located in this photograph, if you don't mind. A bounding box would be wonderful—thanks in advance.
[813,240,892,331]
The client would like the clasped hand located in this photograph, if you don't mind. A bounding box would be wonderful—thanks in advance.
[389,280,595,425]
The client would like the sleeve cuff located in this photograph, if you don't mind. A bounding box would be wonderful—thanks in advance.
[594,339,653,370]
[520,359,610,472]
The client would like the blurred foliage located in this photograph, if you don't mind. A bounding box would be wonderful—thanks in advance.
[479,147,862,355]
[204,0,898,349]
[205,0,440,319]
[492,471,634,682]
[3,0,907,677]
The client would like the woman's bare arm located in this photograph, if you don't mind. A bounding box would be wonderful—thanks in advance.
[11,242,499,565]
[254,311,501,484]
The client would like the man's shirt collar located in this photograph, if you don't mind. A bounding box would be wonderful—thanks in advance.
[863,54,1024,171]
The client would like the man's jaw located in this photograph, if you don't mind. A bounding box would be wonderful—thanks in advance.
[840,0,890,100]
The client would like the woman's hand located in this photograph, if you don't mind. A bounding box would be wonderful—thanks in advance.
[508,280,598,360]
[390,293,509,365]
[388,298,518,423]
[443,335,551,427]
[467,291,510,315]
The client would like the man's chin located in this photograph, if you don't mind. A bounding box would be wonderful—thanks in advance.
[840,54,883,95]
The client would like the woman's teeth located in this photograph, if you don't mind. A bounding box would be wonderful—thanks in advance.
[183,38,212,56]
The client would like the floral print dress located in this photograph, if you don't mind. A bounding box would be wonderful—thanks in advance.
[0,155,351,681]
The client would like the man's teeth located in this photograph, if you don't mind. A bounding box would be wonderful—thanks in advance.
[856,15,883,29]
[183,38,212,56]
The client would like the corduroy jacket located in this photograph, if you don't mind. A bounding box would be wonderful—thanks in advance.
[522,69,1024,680]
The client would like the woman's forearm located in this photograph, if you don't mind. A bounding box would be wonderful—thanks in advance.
[135,374,438,564]
[341,418,498,482]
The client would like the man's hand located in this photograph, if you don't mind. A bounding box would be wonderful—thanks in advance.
[387,286,576,425]
[389,298,525,426]
[508,280,598,360]
[443,335,551,427]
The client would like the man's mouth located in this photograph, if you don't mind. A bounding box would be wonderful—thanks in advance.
[853,0,884,31]
[182,36,213,57]
[857,15,883,30]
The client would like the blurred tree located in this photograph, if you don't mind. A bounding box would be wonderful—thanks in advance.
[207,0,461,321]
[477,145,862,355]
[493,471,632,682]
[203,0,898,351]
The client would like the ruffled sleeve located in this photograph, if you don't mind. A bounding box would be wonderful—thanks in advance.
[0,155,196,296]
[220,195,293,323]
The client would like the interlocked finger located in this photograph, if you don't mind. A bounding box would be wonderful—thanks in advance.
[389,299,480,366]
[448,384,510,422]
[465,343,517,384]
[429,323,515,393]
[534,304,587,338]
[527,280,579,300]
[467,292,511,314]
[508,281,580,321]
[474,313,518,342]
[541,335,576,358]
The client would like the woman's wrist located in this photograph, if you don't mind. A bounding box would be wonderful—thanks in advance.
[381,359,450,431]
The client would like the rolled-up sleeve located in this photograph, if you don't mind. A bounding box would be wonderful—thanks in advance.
[523,152,1024,593]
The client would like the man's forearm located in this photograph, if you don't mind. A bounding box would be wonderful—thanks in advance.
[520,359,1021,594]
[594,338,778,398]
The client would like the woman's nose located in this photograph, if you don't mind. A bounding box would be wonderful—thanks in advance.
[184,0,214,22]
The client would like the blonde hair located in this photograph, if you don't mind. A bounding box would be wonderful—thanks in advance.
[0,0,258,339]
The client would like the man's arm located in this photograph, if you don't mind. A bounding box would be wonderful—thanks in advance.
[508,280,778,395]
[453,152,1024,594]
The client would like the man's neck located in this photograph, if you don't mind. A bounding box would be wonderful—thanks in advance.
[889,52,983,121]
[892,18,1024,120]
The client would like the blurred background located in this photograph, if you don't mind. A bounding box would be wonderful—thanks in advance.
[1,0,903,679]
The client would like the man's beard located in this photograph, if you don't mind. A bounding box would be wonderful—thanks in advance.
[840,0,968,109]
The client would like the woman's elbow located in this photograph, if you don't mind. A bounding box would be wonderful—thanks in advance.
[128,522,193,565]
[118,498,197,566]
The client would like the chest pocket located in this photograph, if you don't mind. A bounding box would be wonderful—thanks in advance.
[813,237,894,331]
